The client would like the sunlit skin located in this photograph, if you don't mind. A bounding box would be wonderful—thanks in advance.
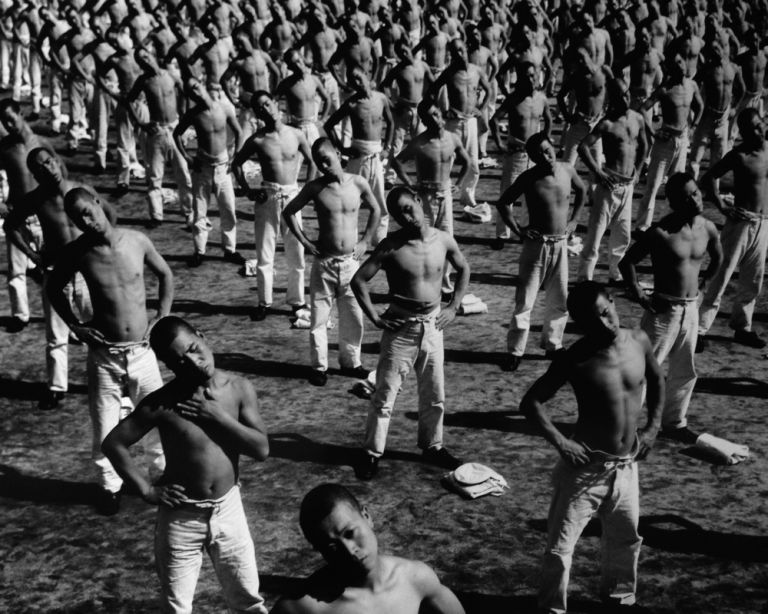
[271,501,466,614]
[521,290,664,464]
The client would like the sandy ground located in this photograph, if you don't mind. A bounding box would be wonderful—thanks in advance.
[1,112,768,614]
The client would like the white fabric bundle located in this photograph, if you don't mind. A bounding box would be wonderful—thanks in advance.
[462,202,492,223]
[695,433,750,465]
[458,293,488,315]
[443,463,509,499]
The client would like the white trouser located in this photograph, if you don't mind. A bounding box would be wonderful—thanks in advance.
[154,485,268,614]
[309,255,364,372]
[699,217,768,334]
[540,455,641,614]
[561,116,602,168]
[578,178,634,281]
[5,215,43,321]
[145,123,193,223]
[191,160,237,255]
[688,110,728,180]
[42,271,92,392]
[445,114,479,208]
[641,295,698,429]
[87,342,164,492]
[635,129,688,231]
[364,305,444,457]
[93,84,116,168]
[417,183,454,294]
[116,102,146,185]
[0,38,10,86]
[253,182,305,307]
[13,43,41,111]
[66,78,93,149]
[508,237,569,356]
[497,147,530,238]
[346,140,388,245]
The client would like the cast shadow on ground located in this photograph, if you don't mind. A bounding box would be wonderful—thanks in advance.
[268,432,424,467]
[0,464,95,506]
[404,410,574,436]
[214,353,308,379]
[0,377,86,400]
[145,298,254,317]
[528,514,768,562]
[1,315,44,328]
[694,376,768,398]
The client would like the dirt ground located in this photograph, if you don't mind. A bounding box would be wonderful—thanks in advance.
[1,111,768,614]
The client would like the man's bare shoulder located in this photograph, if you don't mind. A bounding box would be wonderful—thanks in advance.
[271,566,346,614]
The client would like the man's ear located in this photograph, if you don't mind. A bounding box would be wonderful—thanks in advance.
[361,505,374,529]
[195,328,206,339]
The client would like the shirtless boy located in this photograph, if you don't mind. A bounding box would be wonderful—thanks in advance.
[47,188,173,515]
[521,280,664,614]
[271,483,465,614]
[496,133,587,371]
[351,186,469,479]
[232,91,313,321]
[102,316,269,614]
[282,138,380,387]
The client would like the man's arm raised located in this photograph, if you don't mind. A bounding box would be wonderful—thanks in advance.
[282,183,320,256]
[174,377,269,461]
[102,397,187,506]
[521,355,591,467]
[351,243,402,330]
[142,233,174,324]
[355,176,382,258]
[636,330,664,460]
[437,233,469,330]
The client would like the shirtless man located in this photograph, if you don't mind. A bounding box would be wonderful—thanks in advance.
[578,78,648,283]
[466,25,498,164]
[99,24,145,191]
[293,9,341,121]
[232,91,313,321]
[668,14,704,79]
[620,173,721,441]
[324,67,392,245]
[188,18,231,91]
[126,42,192,228]
[282,138,380,387]
[4,147,91,410]
[328,18,377,85]
[276,49,330,161]
[380,39,434,177]
[47,188,173,515]
[271,483,465,613]
[687,42,741,181]
[413,12,448,79]
[429,38,490,210]
[521,280,664,614]
[0,99,43,332]
[390,101,470,297]
[102,316,269,613]
[490,61,552,248]
[564,9,613,72]
[641,0,677,54]
[496,132,587,372]
[351,186,469,479]
[173,76,243,267]
[622,24,664,127]
[697,108,768,350]
[498,22,553,99]
[635,51,703,232]
[558,47,611,168]
[731,28,766,141]
[372,5,406,84]
[220,30,281,140]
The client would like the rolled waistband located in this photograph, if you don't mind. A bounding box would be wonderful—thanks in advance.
[653,291,698,304]
[317,253,356,264]
[386,302,441,321]
[170,484,239,510]
[149,119,178,129]
[194,151,229,166]
[92,338,150,353]
[352,139,383,156]
[418,180,451,192]
[506,135,528,152]
[603,167,635,185]
[656,125,685,140]
[262,181,299,195]
[578,435,639,468]
[733,207,768,221]
[447,108,476,121]
[286,114,317,126]
[527,233,567,243]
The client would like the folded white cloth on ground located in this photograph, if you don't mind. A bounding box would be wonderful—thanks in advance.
[443,463,509,499]
[243,259,258,277]
[290,308,334,329]
[462,202,492,223]
[458,294,488,315]
[695,433,750,465]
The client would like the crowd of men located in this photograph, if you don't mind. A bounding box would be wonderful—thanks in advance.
[2,0,768,612]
